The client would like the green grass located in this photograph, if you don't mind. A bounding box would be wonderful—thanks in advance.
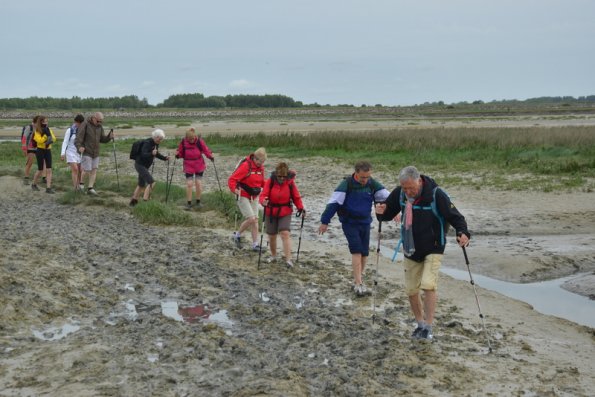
[2,121,594,225]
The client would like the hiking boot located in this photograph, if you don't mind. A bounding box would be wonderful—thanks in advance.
[252,243,261,252]
[45,187,55,194]
[419,328,433,341]
[195,202,203,209]
[31,184,40,191]
[411,326,424,339]
[232,233,241,248]
[78,184,85,191]
[129,198,138,207]
[184,203,192,210]
[354,284,364,296]
[23,177,29,186]
[266,255,278,264]
[87,188,98,196]
[359,283,368,294]
[286,260,294,268]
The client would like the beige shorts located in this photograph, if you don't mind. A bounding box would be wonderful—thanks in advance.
[237,196,260,219]
[403,254,443,296]
[80,155,100,172]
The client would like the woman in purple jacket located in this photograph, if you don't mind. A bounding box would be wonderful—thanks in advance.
[175,128,213,210]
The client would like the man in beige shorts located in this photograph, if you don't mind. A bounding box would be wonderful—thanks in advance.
[375,166,470,341]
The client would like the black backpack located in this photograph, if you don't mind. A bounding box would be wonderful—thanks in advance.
[129,139,144,160]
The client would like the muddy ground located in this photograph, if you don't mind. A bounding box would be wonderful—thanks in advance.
[1,147,595,396]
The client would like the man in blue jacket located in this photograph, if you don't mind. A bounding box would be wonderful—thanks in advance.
[319,161,389,296]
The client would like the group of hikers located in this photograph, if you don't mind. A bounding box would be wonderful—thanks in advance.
[20,113,472,342]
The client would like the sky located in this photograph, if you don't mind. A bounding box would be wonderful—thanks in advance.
[1,0,594,106]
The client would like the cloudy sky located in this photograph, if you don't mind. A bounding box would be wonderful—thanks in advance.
[1,0,594,106]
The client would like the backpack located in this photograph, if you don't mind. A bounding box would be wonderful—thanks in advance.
[64,124,77,151]
[399,186,450,245]
[20,124,34,151]
[336,175,381,220]
[233,157,263,196]
[129,139,144,160]
[179,137,206,158]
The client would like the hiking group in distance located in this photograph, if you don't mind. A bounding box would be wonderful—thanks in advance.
[20,112,474,343]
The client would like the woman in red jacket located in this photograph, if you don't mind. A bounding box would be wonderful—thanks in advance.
[228,147,267,251]
[260,162,305,268]
[176,128,213,210]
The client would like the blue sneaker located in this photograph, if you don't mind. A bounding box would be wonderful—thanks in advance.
[411,326,424,339]
[419,328,433,341]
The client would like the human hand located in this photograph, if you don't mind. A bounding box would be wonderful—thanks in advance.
[61,155,65,161]
[262,197,269,206]
[318,224,328,235]
[457,233,470,247]
[374,203,386,215]
[393,213,401,224]
[152,149,157,156]
[79,147,85,154]
[296,209,305,218]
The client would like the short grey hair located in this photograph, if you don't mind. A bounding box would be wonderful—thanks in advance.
[355,160,372,173]
[152,129,165,139]
[398,165,420,182]
[94,112,104,121]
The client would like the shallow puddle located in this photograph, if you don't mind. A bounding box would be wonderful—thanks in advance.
[32,321,81,341]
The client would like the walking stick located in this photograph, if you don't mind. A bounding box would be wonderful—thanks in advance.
[257,205,267,270]
[296,211,305,263]
[372,220,382,324]
[462,246,493,353]
[111,131,120,190]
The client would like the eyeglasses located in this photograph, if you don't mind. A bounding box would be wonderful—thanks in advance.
[96,119,103,123]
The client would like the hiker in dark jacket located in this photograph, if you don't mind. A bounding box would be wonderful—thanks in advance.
[375,165,470,341]
[129,129,170,207]
[318,160,389,296]
[260,162,305,268]
[74,112,114,196]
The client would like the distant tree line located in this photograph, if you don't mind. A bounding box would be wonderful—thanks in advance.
[0,95,149,110]
[157,93,302,108]
[1,93,594,110]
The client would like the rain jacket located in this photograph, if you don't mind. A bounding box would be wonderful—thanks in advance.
[320,174,389,225]
[75,117,112,158]
[33,128,57,150]
[377,175,470,262]
[176,137,213,174]
[227,154,265,198]
[259,170,304,218]
[136,138,168,169]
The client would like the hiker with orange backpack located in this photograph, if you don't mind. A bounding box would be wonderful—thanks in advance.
[228,147,266,251]
[259,162,305,268]
[175,128,214,210]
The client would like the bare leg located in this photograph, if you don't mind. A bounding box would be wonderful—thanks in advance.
[280,230,291,261]
[269,234,277,256]
[409,293,424,323]
[352,253,363,285]
[143,182,155,200]
[195,179,203,201]
[46,168,52,188]
[88,168,98,188]
[186,179,193,202]
[423,290,437,325]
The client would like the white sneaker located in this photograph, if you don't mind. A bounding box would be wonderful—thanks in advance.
[360,283,367,294]
[87,188,98,196]
[286,260,294,268]
[266,256,277,264]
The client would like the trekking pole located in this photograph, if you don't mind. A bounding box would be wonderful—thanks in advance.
[372,220,382,325]
[462,246,493,353]
[257,205,267,270]
[111,131,120,190]
[165,158,171,203]
[296,211,305,263]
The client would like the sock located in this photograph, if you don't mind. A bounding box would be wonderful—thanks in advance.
[417,321,426,329]
[425,324,432,332]
[187,201,192,205]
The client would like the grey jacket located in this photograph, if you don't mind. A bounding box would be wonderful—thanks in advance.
[75,118,112,158]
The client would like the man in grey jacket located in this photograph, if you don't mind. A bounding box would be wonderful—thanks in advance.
[75,112,114,195]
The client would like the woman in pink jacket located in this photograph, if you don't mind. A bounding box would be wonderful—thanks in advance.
[175,128,213,210]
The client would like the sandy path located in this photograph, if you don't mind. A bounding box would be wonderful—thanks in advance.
[1,148,594,395]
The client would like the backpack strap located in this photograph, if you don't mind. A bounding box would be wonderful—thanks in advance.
[399,186,447,245]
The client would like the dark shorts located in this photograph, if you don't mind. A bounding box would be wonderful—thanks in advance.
[135,162,154,188]
[185,171,204,179]
[35,148,52,170]
[264,214,292,235]
[27,149,36,154]
[341,222,370,256]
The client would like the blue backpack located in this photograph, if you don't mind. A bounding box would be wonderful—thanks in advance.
[399,186,450,246]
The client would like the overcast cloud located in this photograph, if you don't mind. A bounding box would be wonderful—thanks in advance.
[1,0,594,106]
